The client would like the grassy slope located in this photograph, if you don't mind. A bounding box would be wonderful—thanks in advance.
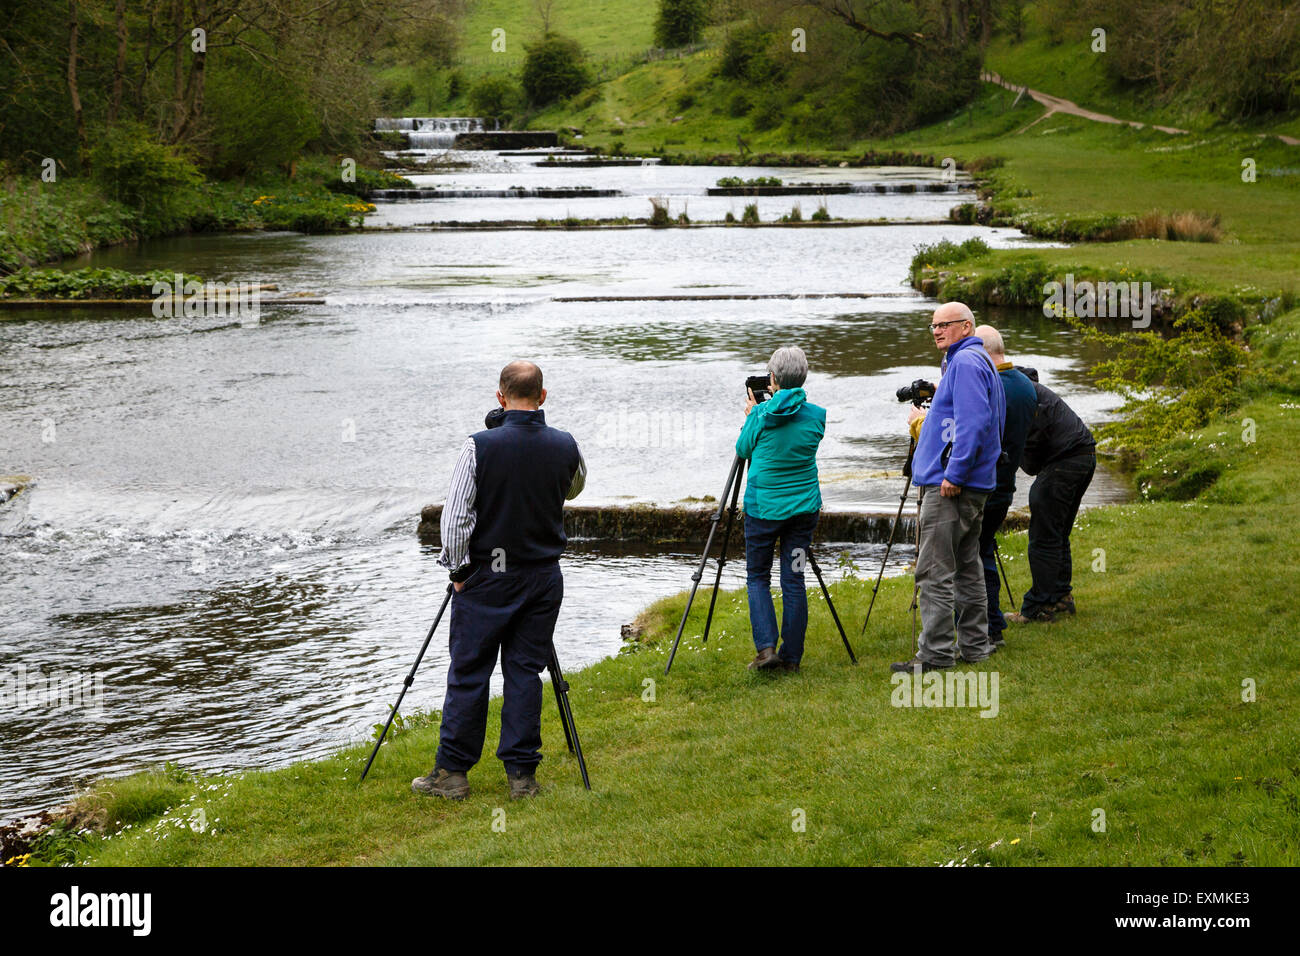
[70,312,1300,865]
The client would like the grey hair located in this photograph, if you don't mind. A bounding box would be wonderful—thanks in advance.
[767,346,809,389]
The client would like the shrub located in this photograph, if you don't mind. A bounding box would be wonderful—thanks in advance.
[741,202,759,224]
[728,92,753,118]
[654,0,708,48]
[719,24,780,84]
[87,123,203,231]
[907,237,991,284]
[811,201,830,221]
[1070,306,1252,458]
[522,34,591,107]
[469,75,522,121]
[648,196,671,227]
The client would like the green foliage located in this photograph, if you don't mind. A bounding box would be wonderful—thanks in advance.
[1071,307,1252,459]
[654,0,708,49]
[204,59,321,177]
[521,34,591,107]
[811,202,831,221]
[719,24,782,85]
[469,75,523,120]
[0,267,203,300]
[323,166,412,198]
[0,177,136,274]
[908,237,992,283]
[741,202,759,224]
[86,123,203,231]
[716,176,782,188]
[727,91,753,118]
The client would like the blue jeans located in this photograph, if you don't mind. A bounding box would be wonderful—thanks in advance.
[744,511,819,664]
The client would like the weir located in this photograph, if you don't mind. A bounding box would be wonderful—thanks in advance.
[416,504,1028,548]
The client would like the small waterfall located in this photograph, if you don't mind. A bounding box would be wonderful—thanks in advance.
[373,117,496,150]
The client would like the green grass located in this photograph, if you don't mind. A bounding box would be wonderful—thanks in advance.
[58,308,1300,864]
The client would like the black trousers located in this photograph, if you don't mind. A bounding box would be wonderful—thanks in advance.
[978,492,1013,641]
[1022,453,1095,616]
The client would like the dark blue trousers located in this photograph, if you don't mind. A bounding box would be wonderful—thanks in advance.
[978,493,1012,643]
[435,561,563,777]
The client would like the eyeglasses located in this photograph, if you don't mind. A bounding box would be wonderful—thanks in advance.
[928,319,967,333]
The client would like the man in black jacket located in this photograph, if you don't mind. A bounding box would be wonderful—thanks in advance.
[973,326,1038,645]
[412,361,586,801]
[1010,374,1095,623]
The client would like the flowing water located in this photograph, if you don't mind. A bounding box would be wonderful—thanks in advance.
[0,148,1130,819]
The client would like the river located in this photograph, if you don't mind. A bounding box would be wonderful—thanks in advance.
[0,149,1129,820]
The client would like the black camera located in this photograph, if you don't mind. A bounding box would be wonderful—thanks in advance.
[484,407,506,429]
[896,379,936,407]
[746,374,772,403]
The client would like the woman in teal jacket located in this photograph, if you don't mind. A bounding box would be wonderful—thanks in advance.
[735,345,826,672]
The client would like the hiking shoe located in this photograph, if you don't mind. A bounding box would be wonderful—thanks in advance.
[747,647,782,671]
[1053,595,1077,615]
[779,659,801,673]
[411,767,469,800]
[889,658,953,674]
[507,772,541,800]
[1007,608,1055,624]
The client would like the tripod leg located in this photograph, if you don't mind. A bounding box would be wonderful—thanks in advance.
[360,582,454,782]
[860,477,910,638]
[665,455,743,676]
[809,554,856,664]
[994,540,1015,607]
[861,439,916,638]
[550,661,575,754]
[548,646,591,790]
[700,458,745,645]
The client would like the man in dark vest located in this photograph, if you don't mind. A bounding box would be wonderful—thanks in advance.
[412,360,586,801]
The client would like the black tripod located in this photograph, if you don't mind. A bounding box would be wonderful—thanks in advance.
[664,455,856,675]
[360,581,591,789]
[859,438,918,638]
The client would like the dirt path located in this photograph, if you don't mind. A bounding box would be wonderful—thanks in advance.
[983,70,1300,145]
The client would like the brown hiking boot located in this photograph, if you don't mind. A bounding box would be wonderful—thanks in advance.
[1053,594,1077,615]
[507,772,541,800]
[411,767,469,800]
[747,647,782,671]
[1007,608,1055,624]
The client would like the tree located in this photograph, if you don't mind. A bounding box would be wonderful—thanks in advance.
[654,0,709,48]
[520,33,590,106]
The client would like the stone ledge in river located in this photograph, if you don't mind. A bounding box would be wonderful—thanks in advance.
[417,503,1028,547]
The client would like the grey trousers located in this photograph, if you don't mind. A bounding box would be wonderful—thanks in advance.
[913,485,994,665]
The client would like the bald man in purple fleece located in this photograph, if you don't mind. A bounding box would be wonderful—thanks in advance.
[891,302,1006,673]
